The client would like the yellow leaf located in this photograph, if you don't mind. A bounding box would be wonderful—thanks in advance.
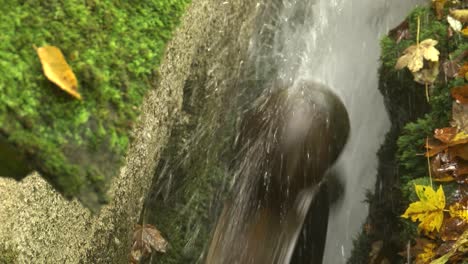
[450,9,468,23]
[395,39,440,72]
[416,242,436,264]
[402,185,445,234]
[449,203,468,221]
[35,45,81,100]
[452,130,468,142]
[461,27,468,36]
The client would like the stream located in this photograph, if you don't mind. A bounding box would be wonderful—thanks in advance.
[148,0,428,263]
[234,0,427,263]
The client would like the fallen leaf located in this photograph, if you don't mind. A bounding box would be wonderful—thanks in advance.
[433,0,448,20]
[440,217,467,241]
[430,229,468,264]
[402,185,446,234]
[450,9,468,23]
[458,63,468,80]
[413,61,440,85]
[462,27,468,36]
[442,59,461,79]
[451,85,468,104]
[431,153,456,182]
[449,203,468,221]
[451,102,468,133]
[35,45,81,100]
[416,241,437,264]
[447,15,462,31]
[389,20,411,44]
[130,224,167,263]
[395,39,440,72]
[435,127,458,143]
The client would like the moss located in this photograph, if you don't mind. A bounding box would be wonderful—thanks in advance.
[0,0,191,209]
[0,244,17,264]
[349,5,467,263]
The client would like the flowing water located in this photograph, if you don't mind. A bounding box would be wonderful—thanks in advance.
[232,0,427,263]
[149,0,428,263]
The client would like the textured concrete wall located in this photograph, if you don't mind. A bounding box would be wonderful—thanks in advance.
[0,0,257,262]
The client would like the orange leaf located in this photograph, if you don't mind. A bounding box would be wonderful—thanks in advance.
[462,27,468,36]
[35,45,81,100]
[451,85,468,104]
[435,127,458,143]
[458,63,468,80]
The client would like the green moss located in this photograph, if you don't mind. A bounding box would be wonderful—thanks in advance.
[0,0,191,209]
[0,244,17,264]
[350,5,467,263]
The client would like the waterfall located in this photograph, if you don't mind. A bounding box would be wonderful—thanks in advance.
[242,0,427,262]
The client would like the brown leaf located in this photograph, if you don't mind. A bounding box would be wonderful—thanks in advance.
[451,85,468,104]
[433,0,448,20]
[130,224,168,263]
[443,60,461,79]
[458,63,468,80]
[451,102,468,133]
[389,20,411,44]
[440,217,467,242]
[435,127,458,143]
[413,61,440,85]
[34,45,81,100]
[431,153,456,182]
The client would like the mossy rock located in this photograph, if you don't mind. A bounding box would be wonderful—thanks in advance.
[349,5,467,263]
[0,1,190,210]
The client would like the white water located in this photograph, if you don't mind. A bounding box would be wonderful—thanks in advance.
[248,0,427,262]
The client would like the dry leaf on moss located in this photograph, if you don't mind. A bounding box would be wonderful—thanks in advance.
[450,9,468,23]
[451,85,468,104]
[395,39,440,72]
[447,15,462,31]
[416,241,437,264]
[458,63,468,80]
[433,0,448,20]
[34,45,81,100]
[449,203,468,221]
[402,185,446,234]
[130,224,167,263]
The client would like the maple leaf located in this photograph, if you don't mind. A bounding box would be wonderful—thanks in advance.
[450,9,468,23]
[34,45,81,100]
[449,203,468,221]
[130,224,168,263]
[416,241,436,264]
[395,39,440,72]
[402,185,446,234]
[451,85,468,104]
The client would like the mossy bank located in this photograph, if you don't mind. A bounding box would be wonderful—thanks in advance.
[0,0,190,209]
[348,5,467,263]
[0,0,260,262]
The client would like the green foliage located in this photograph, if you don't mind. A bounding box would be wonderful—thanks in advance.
[347,231,372,264]
[0,0,191,203]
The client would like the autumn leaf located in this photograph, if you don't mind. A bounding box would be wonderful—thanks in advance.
[395,39,440,72]
[402,185,446,234]
[433,0,447,20]
[416,241,437,264]
[440,217,467,241]
[447,15,462,32]
[130,224,167,263]
[458,63,468,80]
[462,27,468,36]
[34,45,81,100]
[451,85,468,104]
[449,203,468,221]
[430,229,468,264]
[450,9,468,23]
[389,20,411,44]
